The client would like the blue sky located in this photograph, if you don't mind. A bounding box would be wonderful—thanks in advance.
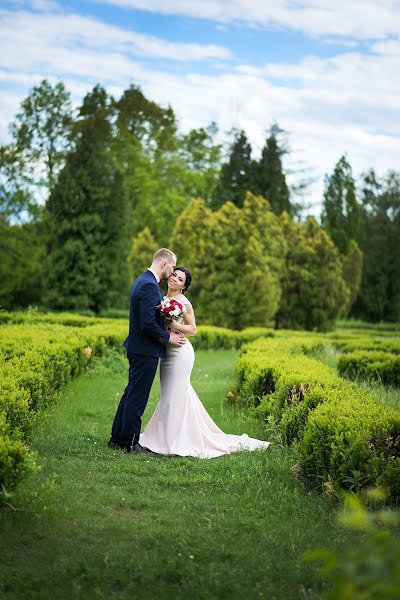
[1,0,400,214]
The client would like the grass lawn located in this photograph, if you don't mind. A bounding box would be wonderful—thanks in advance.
[0,349,359,600]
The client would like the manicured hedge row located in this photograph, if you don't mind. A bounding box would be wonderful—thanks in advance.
[274,328,400,355]
[336,319,400,333]
[0,319,273,496]
[191,326,273,350]
[236,337,400,498]
[338,350,400,387]
[0,321,127,495]
[0,310,109,327]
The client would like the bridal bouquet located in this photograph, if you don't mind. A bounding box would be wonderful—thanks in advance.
[159,297,186,323]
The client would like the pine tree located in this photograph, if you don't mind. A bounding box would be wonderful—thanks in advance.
[253,125,291,215]
[353,170,400,322]
[341,240,363,317]
[128,227,157,281]
[45,85,129,312]
[206,201,247,328]
[213,130,253,209]
[239,233,275,328]
[276,214,348,331]
[170,198,215,321]
[242,192,286,321]
[321,156,363,253]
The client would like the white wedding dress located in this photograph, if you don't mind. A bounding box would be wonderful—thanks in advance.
[140,299,271,459]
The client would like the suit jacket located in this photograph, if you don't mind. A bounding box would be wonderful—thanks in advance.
[123,270,170,357]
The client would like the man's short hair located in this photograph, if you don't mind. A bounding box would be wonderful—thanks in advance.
[153,248,175,264]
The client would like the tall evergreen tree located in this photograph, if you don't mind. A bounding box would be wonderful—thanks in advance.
[276,214,349,331]
[213,129,253,209]
[353,170,400,322]
[45,85,129,312]
[170,194,286,329]
[253,125,291,216]
[242,192,287,320]
[341,240,363,317]
[321,155,363,253]
[170,198,215,322]
[206,201,247,328]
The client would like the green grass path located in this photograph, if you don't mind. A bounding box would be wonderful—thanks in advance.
[0,350,357,600]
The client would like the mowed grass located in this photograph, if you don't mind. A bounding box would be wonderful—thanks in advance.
[0,349,359,600]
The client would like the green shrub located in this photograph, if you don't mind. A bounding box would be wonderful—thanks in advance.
[0,317,272,497]
[338,351,400,386]
[300,398,400,495]
[306,493,400,599]
[0,416,36,492]
[191,326,273,350]
[235,335,400,499]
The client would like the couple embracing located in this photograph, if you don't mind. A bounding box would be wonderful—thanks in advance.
[108,248,270,459]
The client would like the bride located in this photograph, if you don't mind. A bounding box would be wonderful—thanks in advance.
[140,266,271,459]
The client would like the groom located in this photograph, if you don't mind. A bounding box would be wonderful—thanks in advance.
[108,248,186,454]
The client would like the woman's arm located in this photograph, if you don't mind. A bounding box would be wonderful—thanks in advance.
[170,302,197,336]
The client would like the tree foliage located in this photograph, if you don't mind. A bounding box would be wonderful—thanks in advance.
[128,227,157,282]
[321,156,363,253]
[213,129,253,209]
[45,85,129,312]
[276,213,349,331]
[353,170,400,322]
[253,125,292,216]
[341,240,363,317]
[8,79,73,195]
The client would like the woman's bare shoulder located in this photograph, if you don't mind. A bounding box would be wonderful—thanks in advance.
[177,294,192,306]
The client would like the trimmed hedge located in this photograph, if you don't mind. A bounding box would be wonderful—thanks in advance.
[0,321,127,496]
[2,312,398,499]
[338,350,400,387]
[0,319,273,496]
[0,310,109,327]
[191,326,273,350]
[236,337,400,499]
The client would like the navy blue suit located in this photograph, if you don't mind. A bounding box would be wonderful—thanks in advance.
[111,270,170,449]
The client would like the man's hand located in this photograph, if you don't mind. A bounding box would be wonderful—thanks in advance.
[168,331,187,347]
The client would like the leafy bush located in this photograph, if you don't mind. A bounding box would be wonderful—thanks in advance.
[338,351,400,386]
[306,492,400,599]
[0,320,126,497]
[235,336,400,499]
[0,317,272,497]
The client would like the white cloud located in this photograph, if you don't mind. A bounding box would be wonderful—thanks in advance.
[0,4,399,218]
[0,8,232,65]
[96,0,400,39]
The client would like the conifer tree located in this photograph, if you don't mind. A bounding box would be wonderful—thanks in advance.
[341,240,363,317]
[239,233,275,328]
[170,198,215,321]
[321,156,363,253]
[242,192,287,319]
[253,125,291,215]
[353,170,400,321]
[128,227,157,281]
[213,130,253,209]
[45,85,129,312]
[276,214,348,331]
[206,201,247,328]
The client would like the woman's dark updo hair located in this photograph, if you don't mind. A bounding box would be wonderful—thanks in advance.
[174,266,192,295]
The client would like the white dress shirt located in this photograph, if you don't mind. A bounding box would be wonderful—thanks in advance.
[147,267,160,283]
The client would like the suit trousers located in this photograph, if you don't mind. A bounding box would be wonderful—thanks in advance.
[111,352,159,449]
